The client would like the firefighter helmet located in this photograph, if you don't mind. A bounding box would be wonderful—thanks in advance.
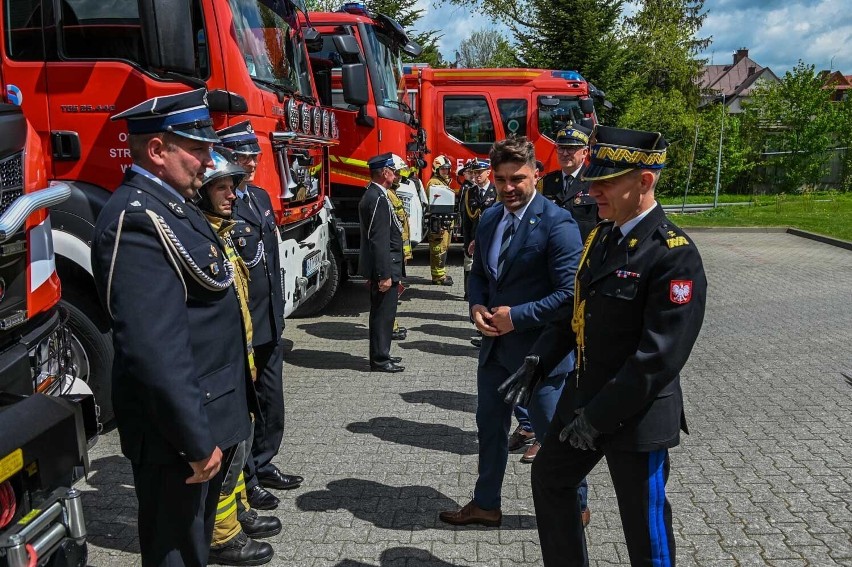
[432,155,452,173]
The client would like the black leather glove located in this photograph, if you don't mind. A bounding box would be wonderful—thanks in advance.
[497,355,540,407]
[558,409,600,451]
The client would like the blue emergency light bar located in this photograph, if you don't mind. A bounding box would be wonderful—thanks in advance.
[338,2,369,15]
[552,70,585,82]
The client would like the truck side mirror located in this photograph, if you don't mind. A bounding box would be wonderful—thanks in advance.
[403,40,422,57]
[207,90,249,114]
[333,35,362,57]
[342,63,369,106]
[579,98,595,115]
[138,0,196,74]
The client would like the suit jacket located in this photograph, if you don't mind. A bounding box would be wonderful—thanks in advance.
[92,170,252,464]
[541,167,598,242]
[531,205,707,451]
[232,185,284,346]
[459,181,497,252]
[468,194,583,376]
[358,182,404,282]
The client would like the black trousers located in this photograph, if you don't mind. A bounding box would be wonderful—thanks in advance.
[132,456,227,567]
[368,281,398,365]
[244,340,285,488]
[531,414,675,567]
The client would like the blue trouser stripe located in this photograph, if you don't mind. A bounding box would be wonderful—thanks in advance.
[647,449,671,567]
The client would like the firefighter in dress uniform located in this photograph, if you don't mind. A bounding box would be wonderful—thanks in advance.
[197,150,279,567]
[426,155,455,286]
[459,159,496,302]
[91,89,254,567]
[214,122,304,515]
[359,153,406,373]
[502,125,708,567]
[384,155,413,342]
[540,124,599,242]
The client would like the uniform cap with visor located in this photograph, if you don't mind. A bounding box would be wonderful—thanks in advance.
[110,88,219,143]
[469,158,491,172]
[554,124,591,147]
[582,125,667,181]
[216,120,262,155]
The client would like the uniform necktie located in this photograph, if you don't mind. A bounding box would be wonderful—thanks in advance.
[496,213,516,278]
[601,226,622,263]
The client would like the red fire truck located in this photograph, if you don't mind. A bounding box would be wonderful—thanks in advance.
[405,66,603,186]
[1,0,342,421]
[303,4,426,274]
[0,104,94,567]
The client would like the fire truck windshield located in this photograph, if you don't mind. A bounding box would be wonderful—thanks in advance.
[228,0,314,97]
[362,24,407,110]
[538,96,585,140]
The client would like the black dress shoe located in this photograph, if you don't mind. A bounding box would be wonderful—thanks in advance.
[238,508,282,539]
[209,533,273,566]
[370,362,405,373]
[257,467,304,490]
[390,356,402,363]
[246,485,279,510]
[470,337,482,347]
[391,329,407,341]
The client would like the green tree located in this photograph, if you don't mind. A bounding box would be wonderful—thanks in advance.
[455,29,518,68]
[442,0,623,86]
[832,94,852,191]
[602,0,709,124]
[742,61,837,193]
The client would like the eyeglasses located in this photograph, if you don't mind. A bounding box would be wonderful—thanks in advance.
[235,153,260,164]
[556,146,585,154]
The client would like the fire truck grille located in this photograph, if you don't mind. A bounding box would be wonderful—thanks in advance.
[0,153,24,216]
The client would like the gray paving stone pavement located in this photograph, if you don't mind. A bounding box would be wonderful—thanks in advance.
[80,231,852,566]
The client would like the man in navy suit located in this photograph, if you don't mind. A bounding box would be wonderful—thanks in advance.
[439,137,583,526]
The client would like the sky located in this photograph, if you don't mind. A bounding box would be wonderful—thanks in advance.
[410,0,852,75]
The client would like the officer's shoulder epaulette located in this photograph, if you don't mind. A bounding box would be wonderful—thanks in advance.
[120,189,150,214]
[657,221,691,249]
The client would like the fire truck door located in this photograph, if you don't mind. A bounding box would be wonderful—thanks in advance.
[439,93,501,174]
[43,0,191,188]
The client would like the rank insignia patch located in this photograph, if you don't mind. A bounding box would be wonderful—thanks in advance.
[209,244,218,258]
[628,238,639,249]
[666,236,689,248]
[670,280,692,304]
[130,200,141,207]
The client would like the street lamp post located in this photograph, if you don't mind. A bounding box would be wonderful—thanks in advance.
[713,93,725,208]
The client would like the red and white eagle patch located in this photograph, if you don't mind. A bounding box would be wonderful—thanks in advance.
[670,280,693,304]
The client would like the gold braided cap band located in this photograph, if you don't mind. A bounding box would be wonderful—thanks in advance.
[590,143,667,169]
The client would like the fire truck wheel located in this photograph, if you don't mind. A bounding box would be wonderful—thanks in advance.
[61,297,115,424]
[292,245,341,318]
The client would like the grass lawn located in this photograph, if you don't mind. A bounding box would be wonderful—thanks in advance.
[659,192,852,242]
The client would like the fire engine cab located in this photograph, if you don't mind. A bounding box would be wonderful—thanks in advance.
[0,0,339,420]
[304,3,427,275]
[405,67,604,185]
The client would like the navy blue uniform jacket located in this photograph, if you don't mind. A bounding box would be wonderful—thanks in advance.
[531,205,707,451]
[92,171,253,464]
[468,194,583,375]
[232,185,284,345]
[357,182,405,282]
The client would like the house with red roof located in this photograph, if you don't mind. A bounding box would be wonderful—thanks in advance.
[698,48,780,112]
[819,70,852,102]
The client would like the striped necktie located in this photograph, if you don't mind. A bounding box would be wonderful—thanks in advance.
[496,213,516,278]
